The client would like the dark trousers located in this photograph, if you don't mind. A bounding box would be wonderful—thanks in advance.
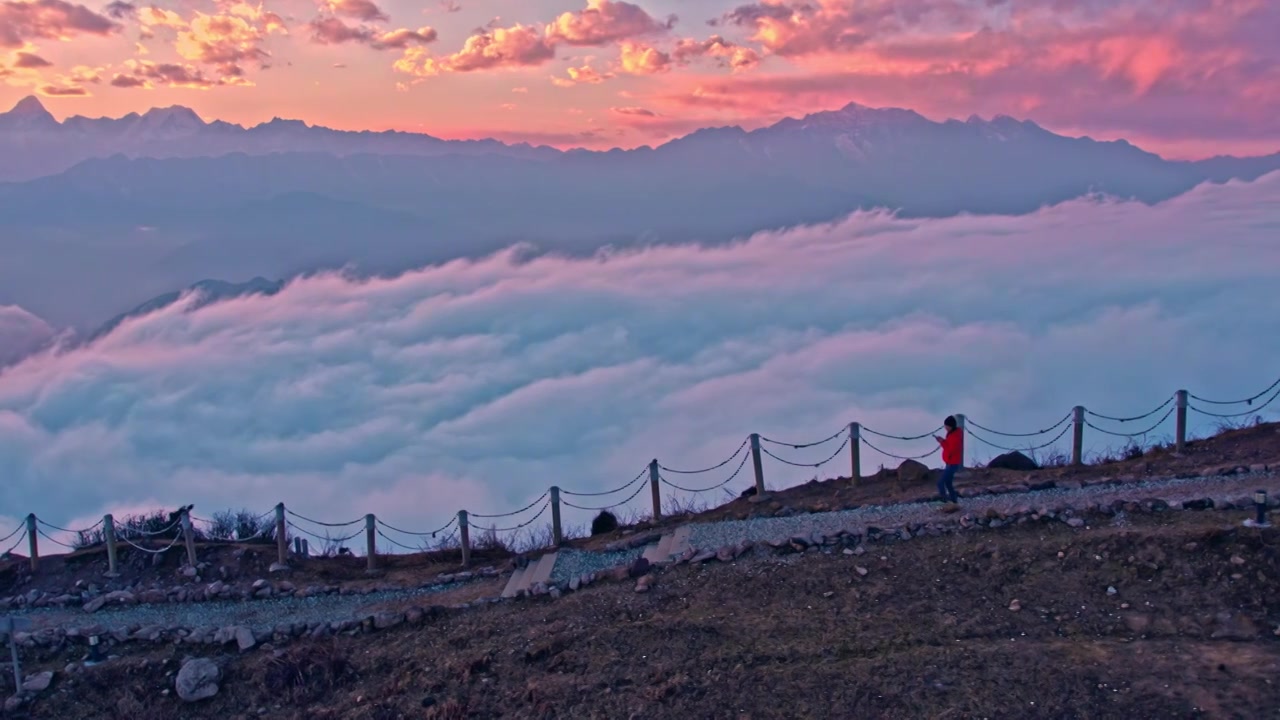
[938,464,960,503]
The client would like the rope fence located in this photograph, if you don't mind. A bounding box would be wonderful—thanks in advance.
[4,373,1277,574]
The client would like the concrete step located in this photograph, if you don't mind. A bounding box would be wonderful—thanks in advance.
[655,532,674,558]
[668,525,692,558]
[500,565,529,599]
[500,551,559,598]
[527,551,558,588]
[640,537,668,565]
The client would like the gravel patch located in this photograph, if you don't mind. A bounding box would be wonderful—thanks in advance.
[687,470,1280,552]
[550,546,644,585]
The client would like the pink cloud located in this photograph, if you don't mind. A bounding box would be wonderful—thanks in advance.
[0,0,120,48]
[624,0,1280,154]
[394,23,554,76]
[673,35,761,72]
[610,105,654,116]
[36,81,83,94]
[12,48,46,66]
[546,0,674,47]
[321,0,387,23]
[309,16,436,50]
[110,58,221,89]
[135,1,287,82]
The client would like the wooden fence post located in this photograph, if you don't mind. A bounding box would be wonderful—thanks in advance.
[1175,390,1188,452]
[180,508,198,568]
[953,415,967,467]
[25,514,38,573]
[1072,406,1085,466]
[274,503,287,567]
[365,514,377,572]
[750,433,765,495]
[550,486,563,546]
[103,514,118,577]
[458,510,470,568]
[648,460,662,521]
[848,422,861,486]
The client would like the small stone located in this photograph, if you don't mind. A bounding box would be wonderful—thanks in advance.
[628,557,652,579]
[852,545,867,556]
[548,587,561,599]
[182,567,198,579]
[1066,518,1085,528]
[373,612,404,630]
[1230,555,1246,566]
[234,626,256,652]
[691,549,715,563]
[83,596,107,613]
[4,696,23,712]
[854,566,869,577]
[716,546,735,563]
[842,548,855,555]
[634,575,652,593]
[268,562,289,573]
[22,671,54,692]
[176,658,221,702]
[1008,599,1022,612]
[568,577,581,592]
[251,579,268,590]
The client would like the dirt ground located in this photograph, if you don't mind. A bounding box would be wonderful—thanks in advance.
[6,508,1280,719]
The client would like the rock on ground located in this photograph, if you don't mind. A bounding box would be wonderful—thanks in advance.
[176,658,221,702]
[22,671,53,693]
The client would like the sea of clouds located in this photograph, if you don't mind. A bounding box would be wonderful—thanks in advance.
[2,172,1279,548]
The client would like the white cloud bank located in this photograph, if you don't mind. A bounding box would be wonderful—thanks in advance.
[2,172,1280,545]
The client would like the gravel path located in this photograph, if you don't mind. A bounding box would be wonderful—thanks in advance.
[685,470,1280,551]
[11,470,1277,635]
[14,580,478,635]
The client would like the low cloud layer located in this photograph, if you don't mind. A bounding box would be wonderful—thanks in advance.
[2,173,1279,545]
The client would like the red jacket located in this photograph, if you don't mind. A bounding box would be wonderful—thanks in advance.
[938,428,963,466]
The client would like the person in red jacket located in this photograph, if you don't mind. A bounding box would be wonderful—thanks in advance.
[934,415,963,505]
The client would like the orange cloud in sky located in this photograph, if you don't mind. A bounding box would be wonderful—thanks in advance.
[394,23,554,76]
[617,40,668,74]
[551,62,613,86]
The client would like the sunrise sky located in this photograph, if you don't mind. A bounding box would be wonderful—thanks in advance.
[2,0,1277,157]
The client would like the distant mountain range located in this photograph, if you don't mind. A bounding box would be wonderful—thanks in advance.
[1,95,1278,333]
[0,95,556,182]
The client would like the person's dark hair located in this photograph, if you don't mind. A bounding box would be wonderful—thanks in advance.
[943,415,957,429]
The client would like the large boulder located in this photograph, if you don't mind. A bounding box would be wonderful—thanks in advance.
[175,658,220,702]
[896,459,930,483]
[988,451,1039,472]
